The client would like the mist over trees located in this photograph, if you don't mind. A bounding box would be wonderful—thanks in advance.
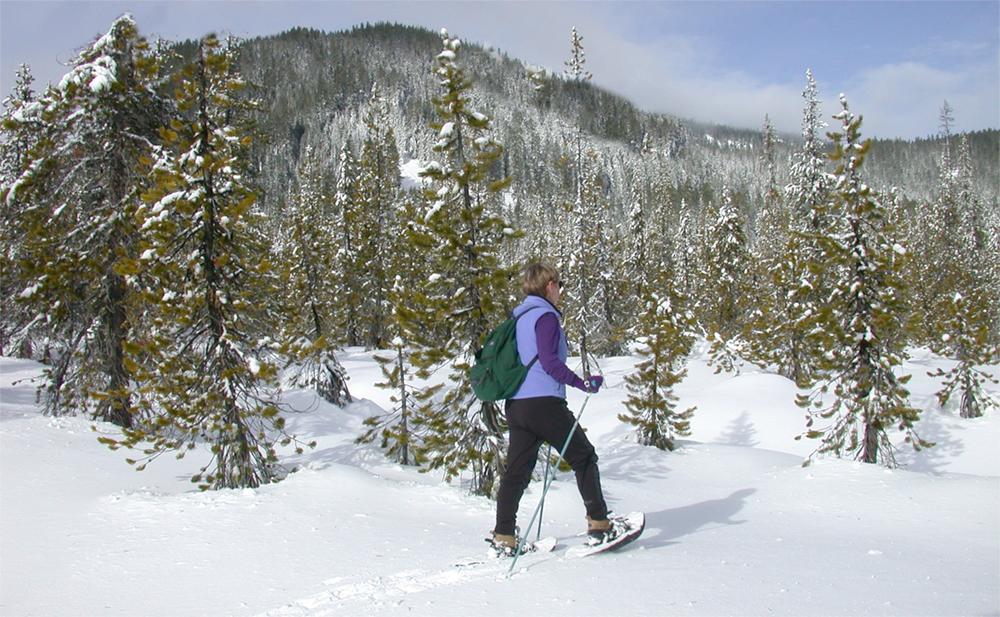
[2,18,997,491]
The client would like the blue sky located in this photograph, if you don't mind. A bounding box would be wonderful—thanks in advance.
[2,0,997,139]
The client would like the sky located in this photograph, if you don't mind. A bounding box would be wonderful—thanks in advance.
[1,0,997,140]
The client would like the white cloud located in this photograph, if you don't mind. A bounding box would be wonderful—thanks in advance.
[843,61,1000,139]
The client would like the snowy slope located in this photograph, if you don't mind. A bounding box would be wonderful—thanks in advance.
[0,350,997,617]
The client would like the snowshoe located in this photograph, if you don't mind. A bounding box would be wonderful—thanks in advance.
[569,512,645,558]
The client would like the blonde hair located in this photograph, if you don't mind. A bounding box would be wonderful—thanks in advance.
[522,262,560,297]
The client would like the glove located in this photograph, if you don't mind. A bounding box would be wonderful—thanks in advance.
[583,375,603,393]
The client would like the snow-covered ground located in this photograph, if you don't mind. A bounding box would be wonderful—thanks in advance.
[1,349,997,617]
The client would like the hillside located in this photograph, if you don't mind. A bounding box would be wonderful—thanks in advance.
[225,23,998,217]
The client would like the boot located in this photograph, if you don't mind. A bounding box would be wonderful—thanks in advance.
[487,531,520,557]
[586,515,619,546]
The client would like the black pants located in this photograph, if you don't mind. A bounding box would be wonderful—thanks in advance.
[494,396,608,535]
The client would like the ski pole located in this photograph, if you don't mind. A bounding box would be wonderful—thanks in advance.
[536,445,552,541]
[508,394,591,577]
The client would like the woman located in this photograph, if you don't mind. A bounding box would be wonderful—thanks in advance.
[490,262,614,554]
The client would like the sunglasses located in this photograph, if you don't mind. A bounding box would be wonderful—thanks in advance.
[552,279,564,289]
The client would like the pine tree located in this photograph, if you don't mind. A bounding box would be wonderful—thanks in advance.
[358,342,424,465]
[333,142,363,346]
[0,64,40,358]
[112,34,311,489]
[926,134,998,418]
[779,69,832,386]
[356,83,402,349]
[620,266,696,451]
[672,198,698,302]
[399,29,517,497]
[701,187,753,373]
[797,95,930,467]
[565,148,613,356]
[280,149,351,406]
[564,27,593,83]
[2,16,163,426]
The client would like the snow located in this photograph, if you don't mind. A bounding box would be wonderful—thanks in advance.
[399,159,430,192]
[0,348,997,617]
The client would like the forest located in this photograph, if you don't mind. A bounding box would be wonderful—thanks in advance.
[1,17,996,495]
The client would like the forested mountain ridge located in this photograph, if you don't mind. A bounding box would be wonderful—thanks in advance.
[222,23,997,218]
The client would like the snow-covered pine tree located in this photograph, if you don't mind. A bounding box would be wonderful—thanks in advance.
[564,27,593,83]
[620,263,696,451]
[363,181,437,465]
[926,134,998,418]
[624,176,648,308]
[401,29,517,497]
[117,34,311,489]
[797,94,930,467]
[0,64,40,358]
[279,148,351,406]
[910,101,962,346]
[565,148,616,356]
[356,83,402,349]
[2,16,163,425]
[779,69,832,386]
[333,142,363,347]
[747,115,798,378]
[672,198,698,303]
[700,186,753,373]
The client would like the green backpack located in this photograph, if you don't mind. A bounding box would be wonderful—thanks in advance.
[470,307,540,402]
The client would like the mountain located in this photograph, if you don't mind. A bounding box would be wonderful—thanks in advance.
[210,23,996,219]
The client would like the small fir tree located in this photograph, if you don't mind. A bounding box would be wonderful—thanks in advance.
[620,266,696,451]
[280,149,351,406]
[358,341,425,466]
[701,187,753,373]
[797,95,930,467]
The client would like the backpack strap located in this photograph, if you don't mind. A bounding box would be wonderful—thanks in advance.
[512,306,543,370]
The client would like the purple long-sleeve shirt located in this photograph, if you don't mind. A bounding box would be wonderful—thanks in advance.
[534,312,587,391]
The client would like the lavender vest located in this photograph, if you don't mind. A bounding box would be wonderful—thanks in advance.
[511,295,568,400]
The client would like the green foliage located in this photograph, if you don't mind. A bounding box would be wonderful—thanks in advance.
[355,84,403,349]
[620,267,696,450]
[277,148,351,406]
[2,16,163,426]
[396,29,519,497]
[111,34,311,489]
[797,96,931,468]
[358,345,424,466]
[700,187,753,373]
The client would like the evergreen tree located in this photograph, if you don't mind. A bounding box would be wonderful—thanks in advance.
[672,198,698,302]
[0,64,40,358]
[2,16,163,425]
[564,27,593,83]
[797,95,930,467]
[280,149,351,406]
[356,83,402,348]
[358,342,424,465]
[620,266,696,451]
[565,148,614,356]
[112,34,310,489]
[701,186,752,373]
[399,29,516,497]
[779,69,832,385]
[926,134,998,418]
[333,142,363,346]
